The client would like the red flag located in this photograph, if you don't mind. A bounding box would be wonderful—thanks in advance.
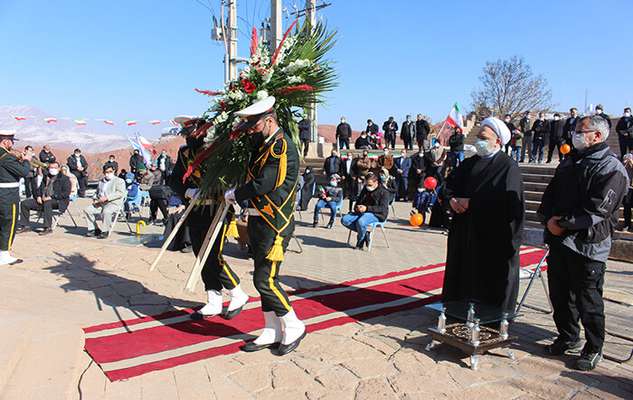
[103,120,115,126]
[44,117,58,124]
[126,120,137,126]
[149,120,161,125]
[14,116,26,121]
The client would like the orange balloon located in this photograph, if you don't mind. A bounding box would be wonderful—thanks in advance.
[409,213,424,227]
[560,144,571,155]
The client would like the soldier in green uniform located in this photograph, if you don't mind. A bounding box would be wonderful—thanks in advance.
[0,131,31,266]
[169,116,249,320]
[225,97,306,355]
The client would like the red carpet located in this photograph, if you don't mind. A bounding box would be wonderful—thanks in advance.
[83,247,547,381]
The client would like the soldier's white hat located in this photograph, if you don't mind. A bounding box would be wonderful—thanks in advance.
[235,96,276,118]
[0,129,18,140]
[173,115,197,125]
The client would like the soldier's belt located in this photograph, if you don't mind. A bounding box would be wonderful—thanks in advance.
[0,182,19,188]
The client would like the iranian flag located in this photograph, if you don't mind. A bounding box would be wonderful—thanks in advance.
[445,102,463,128]
[44,117,58,124]
[103,120,115,126]
[126,120,137,126]
[149,120,161,125]
[129,133,156,164]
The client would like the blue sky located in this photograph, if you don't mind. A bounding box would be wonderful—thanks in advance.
[1,0,632,132]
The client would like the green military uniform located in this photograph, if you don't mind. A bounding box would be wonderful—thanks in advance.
[169,143,241,293]
[0,147,30,254]
[235,128,299,316]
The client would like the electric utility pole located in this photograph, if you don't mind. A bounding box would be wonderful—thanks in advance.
[306,0,318,144]
[271,0,283,51]
[227,0,238,81]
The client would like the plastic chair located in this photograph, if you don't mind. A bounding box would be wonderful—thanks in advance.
[319,197,343,223]
[107,206,134,238]
[346,220,390,252]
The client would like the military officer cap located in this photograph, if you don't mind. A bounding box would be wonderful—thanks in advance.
[173,115,197,126]
[0,130,18,141]
[234,96,277,131]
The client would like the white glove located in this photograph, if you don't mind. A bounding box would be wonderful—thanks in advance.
[224,188,236,204]
[185,188,199,200]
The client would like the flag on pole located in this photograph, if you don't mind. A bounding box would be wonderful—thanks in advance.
[445,102,463,129]
[129,133,155,164]
[44,117,58,124]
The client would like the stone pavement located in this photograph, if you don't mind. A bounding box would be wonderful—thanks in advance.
[1,199,633,400]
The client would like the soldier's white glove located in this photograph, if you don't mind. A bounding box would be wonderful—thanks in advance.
[184,188,199,200]
[224,188,236,204]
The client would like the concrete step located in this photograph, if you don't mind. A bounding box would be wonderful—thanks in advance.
[524,191,543,202]
[522,173,552,184]
[519,164,557,176]
[524,182,549,192]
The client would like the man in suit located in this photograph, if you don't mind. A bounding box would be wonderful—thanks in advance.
[336,117,352,150]
[415,114,430,151]
[383,117,398,150]
[83,164,127,238]
[67,148,88,197]
[547,113,565,163]
[298,117,311,157]
[563,107,579,145]
[395,149,412,201]
[400,115,416,150]
[17,161,71,235]
[531,112,548,164]
[519,111,532,163]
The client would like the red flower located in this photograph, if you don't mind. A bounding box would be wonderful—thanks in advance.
[241,79,256,94]
[219,100,226,110]
[276,84,315,95]
[229,130,242,141]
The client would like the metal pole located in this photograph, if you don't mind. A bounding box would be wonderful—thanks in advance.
[271,0,283,51]
[228,0,238,81]
[220,0,229,83]
[306,0,318,145]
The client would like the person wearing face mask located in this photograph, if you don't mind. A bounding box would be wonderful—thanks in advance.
[594,104,611,129]
[323,149,342,179]
[448,127,465,168]
[382,116,398,150]
[442,117,524,315]
[341,173,389,249]
[129,149,146,177]
[563,107,579,146]
[0,131,31,265]
[336,116,352,150]
[83,165,126,238]
[538,116,627,371]
[409,148,427,198]
[156,150,172,184]
[415,114,431,151]
[519,111,532,163]
[17,161,71,236]
[354,130,372,150]
[225,97,305,355]
[616,107,633,160]
[395,150,412,201]
[168,115,249,320]
[531,112,549,163]
[547,113,565,163]
[366,119,379,135]
[103,154,119,173]
[313,175,343,229]
[400,115,416,151]
[66,148,88,197]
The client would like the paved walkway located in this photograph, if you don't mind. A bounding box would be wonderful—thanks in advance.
[1,199,632,399]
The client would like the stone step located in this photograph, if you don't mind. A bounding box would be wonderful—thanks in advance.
[522,173,553,184]
[524,181,549,192]
[524,191,543,202]
[519,164,557,176]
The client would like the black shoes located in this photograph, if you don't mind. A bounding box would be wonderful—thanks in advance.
[97,232,108,239]
[240,341,280,352]
[86,229,102,237]
[222,306,244,320]
[38,228,53,236]
[326,220,334,229]
[312,221,318,228]
[575,351,602,371]
[545,339,582,356]
[15,226,30,234]
[276,331,307,356]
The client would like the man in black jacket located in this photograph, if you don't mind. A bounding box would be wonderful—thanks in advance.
[129,149,146,176]
[531,112,548,163]
[323,149,342,178]
[103,155,119,173]
[594,105,611,129]
[366,119,379,135]
[66,148,88,197]
[538,115,627,371]
[341,173,389,249]
[298,117,311,157]
[616,107,633,159]
[448,127,465,168]
[336,117,352,150]
[17,161,71,235]
[519,111,532,163]
[39,145,56,165]
[415,114,430,151]
[400,115,416,150]
[383,117,398,150]
[547,113,565,163]
[563,107,579,145]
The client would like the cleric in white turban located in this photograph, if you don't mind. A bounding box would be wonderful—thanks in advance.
[441,116,525,314]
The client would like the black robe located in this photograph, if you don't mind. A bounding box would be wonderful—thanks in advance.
[442,151,524,314]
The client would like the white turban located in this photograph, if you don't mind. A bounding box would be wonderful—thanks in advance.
[481,117,511,145]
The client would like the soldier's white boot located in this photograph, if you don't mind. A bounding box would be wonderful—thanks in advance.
[223,285,249,320]
[277,309,306,356]
[241,311,281,352]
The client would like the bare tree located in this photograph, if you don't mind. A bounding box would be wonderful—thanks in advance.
[471,56,551,117]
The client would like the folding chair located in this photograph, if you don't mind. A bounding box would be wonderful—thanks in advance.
[107,207,134,238]
[515,245,553,314]
[346,220,390,252]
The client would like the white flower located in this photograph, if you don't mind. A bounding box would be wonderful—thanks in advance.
[227,90,246,101]
[214,111,229,125]
[263,69,274,84]
[288,76,304,84]
[256,90,269,100]
[283,58,311,74]
[204,126,216,143]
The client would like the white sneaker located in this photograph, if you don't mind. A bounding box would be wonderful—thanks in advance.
[0,251,20,266]
[224,285,249,319]
[197,290,223,316]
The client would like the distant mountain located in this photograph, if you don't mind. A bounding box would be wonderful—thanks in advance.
[0,105,166,152]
